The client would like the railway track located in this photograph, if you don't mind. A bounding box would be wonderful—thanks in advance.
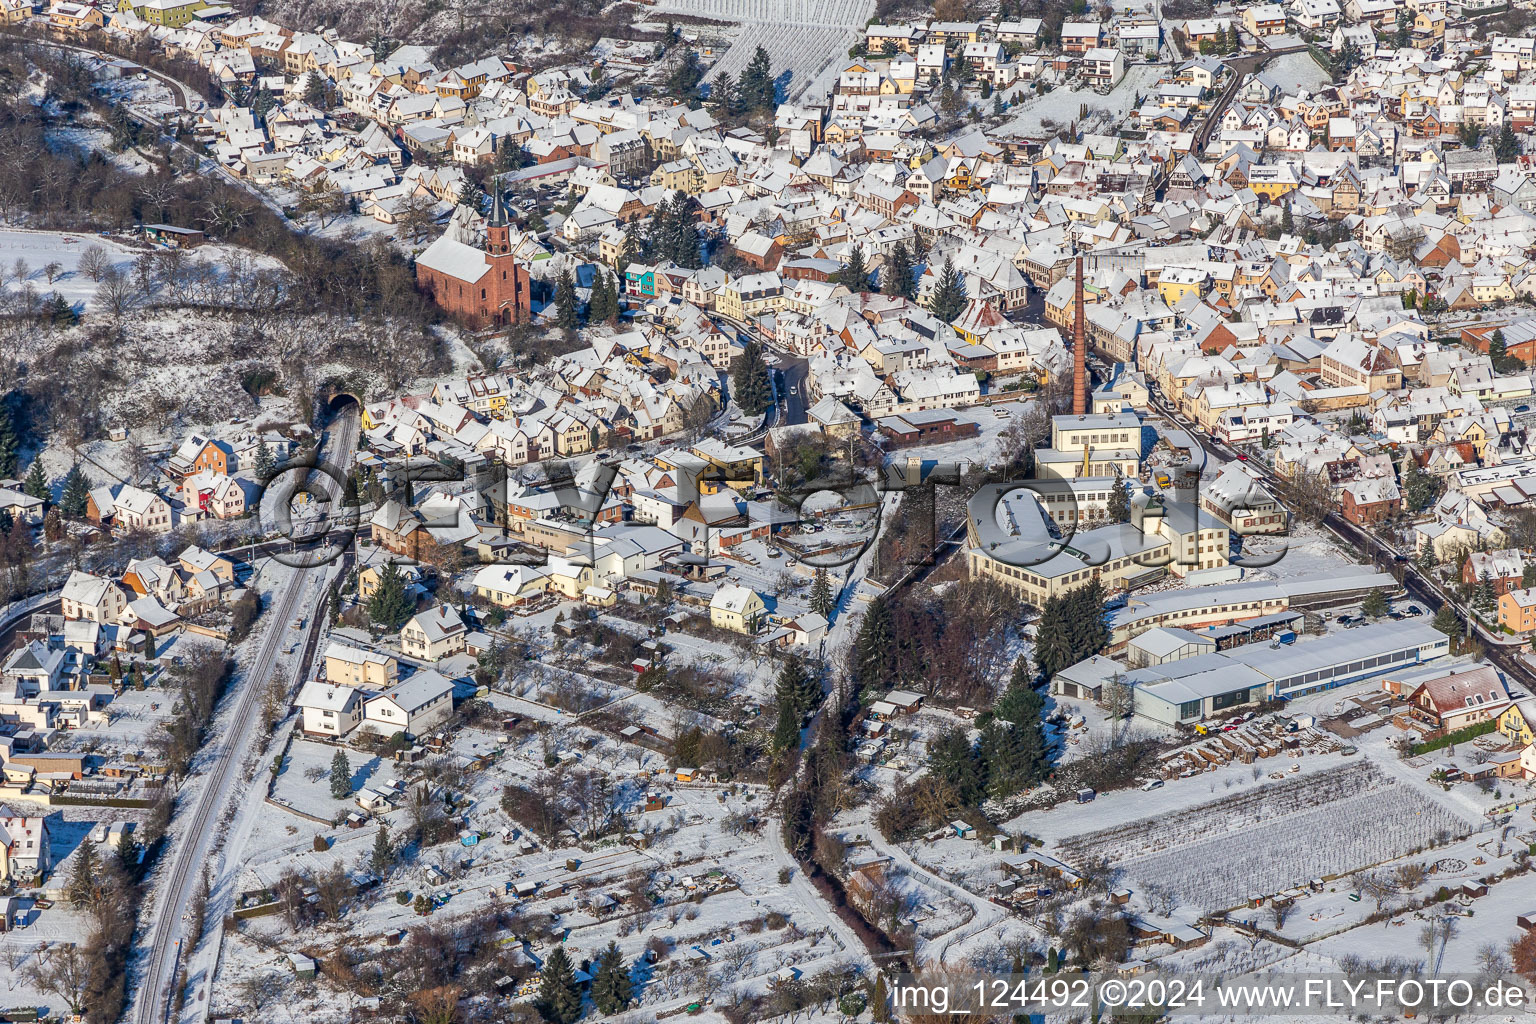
[134,563,310,1024]
[133,409,358,1024]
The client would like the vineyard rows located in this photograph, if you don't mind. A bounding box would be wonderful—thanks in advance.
[1057,765,1474,912]
[652,0,872,100]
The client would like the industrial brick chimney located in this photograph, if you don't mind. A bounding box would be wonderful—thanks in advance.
[1072,254,1088,415]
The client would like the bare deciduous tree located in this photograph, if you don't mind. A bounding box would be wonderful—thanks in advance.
[28,943,92,1015]
[78,244,112,282]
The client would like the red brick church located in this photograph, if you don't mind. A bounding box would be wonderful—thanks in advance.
[415,189,531,327]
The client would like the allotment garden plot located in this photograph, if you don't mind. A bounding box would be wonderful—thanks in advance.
[1055,763,1474,912]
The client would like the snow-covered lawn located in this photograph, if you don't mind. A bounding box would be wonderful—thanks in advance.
[271,737,389,824]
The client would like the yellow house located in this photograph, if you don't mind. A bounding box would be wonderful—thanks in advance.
[1498,698,1536,744]
[691,438,766,488]
[650,160,700,194]
[50,2,105,33]
[907,144,938,170]
[715,272,783,321]
[1414,9,1444,37]
[549,414,596,456]
[471,564,550,608]
[1246,165,1299,201]
[945,160,976,192]
[582,585,618,608]
[1471,276,1516,304]
[1156,266,1208,306]
[544,558,596,599]
[324,642,399,689]
[359,562,419,599]
[1431,417,1490,458]
[710,584,765,633]
[125,0,208,26]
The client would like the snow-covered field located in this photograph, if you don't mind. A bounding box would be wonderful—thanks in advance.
[1239,521,1365,579]
[0,228,283,313]
[1263,50,1332,95]
[1003,63,1164,138]
[271,738,391,823]
[885,399,1034,468]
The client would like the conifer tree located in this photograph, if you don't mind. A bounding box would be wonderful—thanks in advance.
[882,239,916,299]
[738,45,776,111]
[60,462,89,518]
[590,941,632,1014]
[852,596,894,693]
[367,560,413,630]
[712,71,736,115]
[809,567,834,617]
[1073,578,1110,657]
[22,459,47,500]
[617,226,640,271]
[667,192,701,268]
[370,827,393,877]
[1105,474,1131,523]
[927,257,967,323]
[1032,593,1074,679]
[772,694,802,753]
[537,945,583,1024]
[980,719,1033,799]
[330,750,352,799]
[588,271,611,323]
[254,436,275,480]
[1008,652,1031,691]
[0,402,17,478]
[1496,123,1520,162]
[67,838,104,910]
[928,726,986,804]
[839,244,869,292]
[775,658,821,719]
[555,269,580,329]
[731,338,772,415]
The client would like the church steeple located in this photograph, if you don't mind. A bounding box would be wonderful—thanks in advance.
[486,175,510,255]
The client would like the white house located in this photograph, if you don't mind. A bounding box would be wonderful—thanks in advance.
[362,669,455,737]
[181,470,247,520]
[400,604,467,661]
[296,680,363,738]
[61,570,129,624]
[112,485,174,534]
[0,816,50,883]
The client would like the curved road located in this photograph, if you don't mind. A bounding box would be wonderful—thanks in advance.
[16,33,287,218]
